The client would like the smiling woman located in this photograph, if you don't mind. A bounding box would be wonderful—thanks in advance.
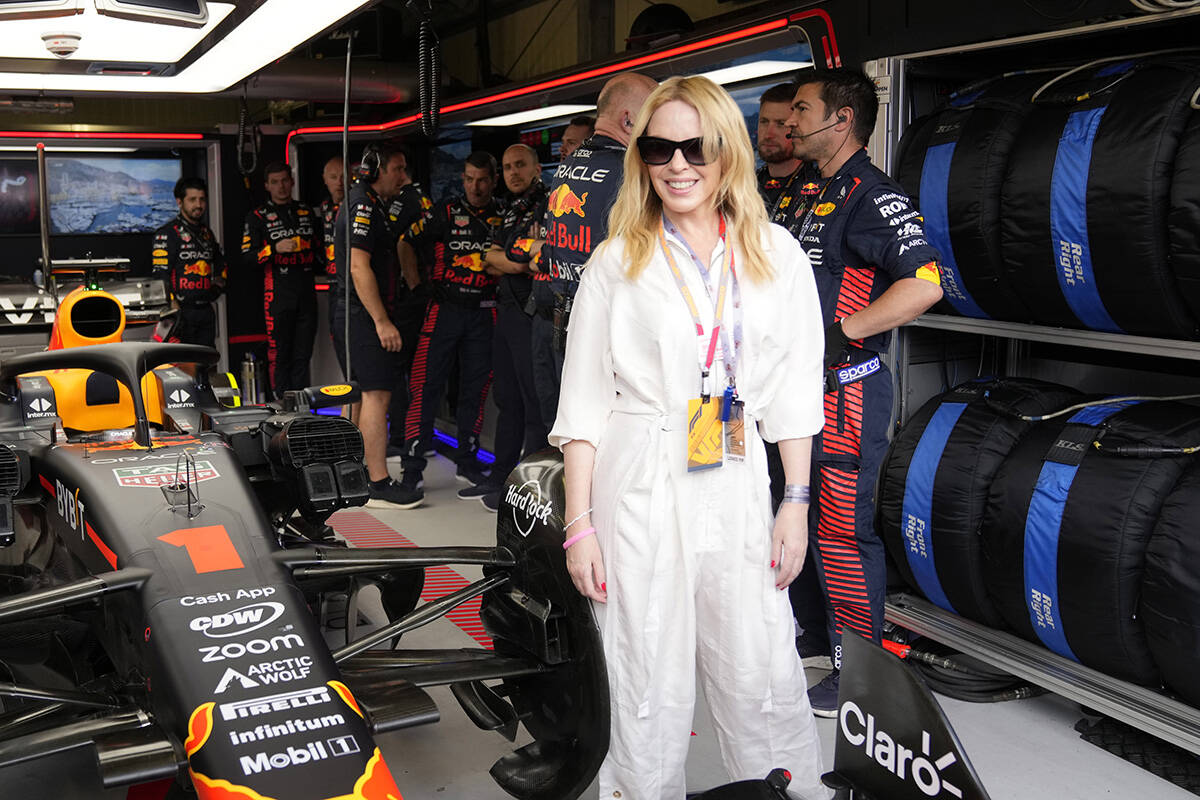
[550,75,832,800]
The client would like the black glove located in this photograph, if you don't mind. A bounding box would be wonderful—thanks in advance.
[824,319,851,368]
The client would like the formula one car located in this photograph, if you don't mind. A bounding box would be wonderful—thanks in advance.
[0,287,608,799]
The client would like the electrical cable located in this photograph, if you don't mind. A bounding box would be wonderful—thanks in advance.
[236,91,258,189]
[991,392,1200,422]
[342,30,354,383]
[1031,46,1200,103]
[903,645,1046,703]
[411,1,440,138]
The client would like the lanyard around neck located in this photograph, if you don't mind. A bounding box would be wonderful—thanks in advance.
[657,214,737,399]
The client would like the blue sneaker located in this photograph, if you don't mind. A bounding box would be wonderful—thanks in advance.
[807,669,839,718]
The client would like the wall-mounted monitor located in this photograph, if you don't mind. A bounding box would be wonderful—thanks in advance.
[47,156,181,234]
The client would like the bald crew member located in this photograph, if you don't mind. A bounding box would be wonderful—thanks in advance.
[317,155,346,349]
[531,72,657,428]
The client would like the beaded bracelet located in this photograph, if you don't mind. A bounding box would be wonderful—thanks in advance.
[562,527,596,550]
[782,484,811,504]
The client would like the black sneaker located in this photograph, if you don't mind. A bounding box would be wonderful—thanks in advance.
[807,669,839,718]
[457,482,499,500]
[366,478,423,510]
[796,628,833,670]
[456,462,490,486]
[480,489,501,513]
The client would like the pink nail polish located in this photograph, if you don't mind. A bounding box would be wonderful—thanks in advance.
[770,560,776,568]
[601,582,606,592]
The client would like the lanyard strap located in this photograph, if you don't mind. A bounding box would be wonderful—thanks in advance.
[797,175,837,241]
[658,215,738,396]
[768,163,807,221]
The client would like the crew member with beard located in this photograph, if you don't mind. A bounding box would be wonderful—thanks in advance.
[457,143,549,511]
[152,177,225,348]
[756,82,820,225]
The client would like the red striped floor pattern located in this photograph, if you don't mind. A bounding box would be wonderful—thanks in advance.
[329,510,493,649]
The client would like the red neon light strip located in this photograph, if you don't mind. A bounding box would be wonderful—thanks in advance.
[0,131,204,140]
[286,16,791,156]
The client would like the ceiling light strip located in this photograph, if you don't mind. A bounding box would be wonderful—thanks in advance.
[0,130,203,140]
[286,16,791,155]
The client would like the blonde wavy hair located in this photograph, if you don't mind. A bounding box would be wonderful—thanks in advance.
[607,75,772,283]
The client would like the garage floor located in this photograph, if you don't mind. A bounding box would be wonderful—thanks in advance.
[8,452,1196,799]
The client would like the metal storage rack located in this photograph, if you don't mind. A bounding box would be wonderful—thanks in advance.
[874,10,1200,756]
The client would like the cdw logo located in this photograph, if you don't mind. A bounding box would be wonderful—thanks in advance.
[190,602,285,639]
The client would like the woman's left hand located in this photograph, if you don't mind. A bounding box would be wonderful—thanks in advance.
[771,501,809,590]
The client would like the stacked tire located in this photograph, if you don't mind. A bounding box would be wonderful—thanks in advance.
[878,377,1081,626]
[882,386,1200,690]
[982,399,1200,685]
[895,74,1048,321]
[897,58,1200,339]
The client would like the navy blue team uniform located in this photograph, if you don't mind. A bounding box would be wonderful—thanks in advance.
[317,196,340,329]
[402,197,503,483]
[532,135,625,426]
[241,200,320,396]
[332,181,405,391]
[757,161,821,228]
[151,215,225,348]
[783,149,942,668]
[488,178,549,489]
[385,182,435,452]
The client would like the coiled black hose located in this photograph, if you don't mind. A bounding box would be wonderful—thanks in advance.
[236,95,258,183]
[416,13,440,138]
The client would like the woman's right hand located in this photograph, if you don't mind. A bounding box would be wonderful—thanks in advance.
[566,530,608,604]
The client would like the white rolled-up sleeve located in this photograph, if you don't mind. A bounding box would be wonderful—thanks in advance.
[757,230,826,443]
[547,253,617,450]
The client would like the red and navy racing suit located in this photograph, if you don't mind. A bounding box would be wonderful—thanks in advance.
[241,200,320,397]
[151,215,226,348]
[317,196,340,325]
[401,196,502,479]
[490,178,550,486]
[782,150,942,668]
[533,134,625,427]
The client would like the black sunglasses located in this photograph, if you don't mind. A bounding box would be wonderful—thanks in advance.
[636,136,711,166]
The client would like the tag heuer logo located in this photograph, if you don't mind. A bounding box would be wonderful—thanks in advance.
[113,460,219,488]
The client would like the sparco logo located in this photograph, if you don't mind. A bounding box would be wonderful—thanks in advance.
[506,479,554,537]
[190,601,285,639]
[199,633,303,663]
[839,700,962,797]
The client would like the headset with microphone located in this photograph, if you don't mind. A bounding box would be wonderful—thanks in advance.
[788,113,848,140]
[359,143,382,182]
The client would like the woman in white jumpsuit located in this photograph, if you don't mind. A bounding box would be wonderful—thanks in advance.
[549,76,830,800]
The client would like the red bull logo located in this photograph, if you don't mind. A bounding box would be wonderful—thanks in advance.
[451,252,485,272]
[801,181,821,197]
[184,260,212,277]
[547,183,588,218]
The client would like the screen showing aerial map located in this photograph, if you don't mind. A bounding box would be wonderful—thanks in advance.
[48,156,181,235]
